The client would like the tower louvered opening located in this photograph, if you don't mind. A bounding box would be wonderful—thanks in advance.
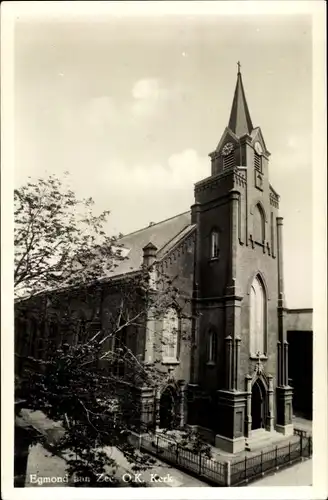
[223,152,235,170]
[254,152,262,172]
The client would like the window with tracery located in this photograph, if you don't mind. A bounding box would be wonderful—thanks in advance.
[162,308,179,362]
[250,275,267,356]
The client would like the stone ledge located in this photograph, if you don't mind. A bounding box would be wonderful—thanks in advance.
[215,434,245,454]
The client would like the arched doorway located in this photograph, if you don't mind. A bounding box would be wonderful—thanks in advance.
[159,386,177,430]
[251,379,266,430]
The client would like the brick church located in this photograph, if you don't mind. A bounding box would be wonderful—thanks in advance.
[15,67,312,454]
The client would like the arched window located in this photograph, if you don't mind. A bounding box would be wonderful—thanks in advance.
[210,230,220,259]
[112,318,127,377]
[162,308,179,362]
[207,329,217,364]
[250,275,267,356]
[253,204,265,243]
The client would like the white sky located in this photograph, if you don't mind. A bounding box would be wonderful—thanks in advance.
[13,8,313,308]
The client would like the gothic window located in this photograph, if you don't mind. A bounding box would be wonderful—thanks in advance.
[253,204,265,243]
[162,308,179,363]
[112,320,127,377]
[145,308,156,364]
[207,329,217,364]
[149,267,157,290]
[249,275,267,356]
[210,230,220,259]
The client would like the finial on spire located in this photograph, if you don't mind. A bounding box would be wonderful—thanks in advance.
[237,61,241,74]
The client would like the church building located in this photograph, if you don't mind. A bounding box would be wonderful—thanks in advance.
[16,67,313,454]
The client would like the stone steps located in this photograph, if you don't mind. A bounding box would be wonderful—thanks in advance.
[245,429,294,452]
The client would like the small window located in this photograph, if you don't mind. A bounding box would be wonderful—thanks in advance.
[210,231,220,259]
[207,329,217,364]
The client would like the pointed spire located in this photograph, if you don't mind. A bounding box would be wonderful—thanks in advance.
[228,63,253,137]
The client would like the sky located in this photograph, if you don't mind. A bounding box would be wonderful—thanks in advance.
[13,8,313,308]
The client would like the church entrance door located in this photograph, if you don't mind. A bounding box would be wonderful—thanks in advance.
[251,379,266,430]
[159,387,177,430]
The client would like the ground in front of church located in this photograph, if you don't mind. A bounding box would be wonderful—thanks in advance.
[22,410,312,488]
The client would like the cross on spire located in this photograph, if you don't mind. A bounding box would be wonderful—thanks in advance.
[237,61,241,74]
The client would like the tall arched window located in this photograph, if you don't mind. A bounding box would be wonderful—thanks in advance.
[207,329,217,364]
[162,308,179,362]
[250,275,266,356]
[253,204,265,243]
[210,230,220,259]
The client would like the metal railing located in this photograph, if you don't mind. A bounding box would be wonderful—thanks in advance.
[140,432,226,485]
[230,433,312,486]
[138,428,312,487]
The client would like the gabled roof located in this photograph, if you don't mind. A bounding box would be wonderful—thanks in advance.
[251,127,270,156]
[228,69,253,137]
[108,211,193,276]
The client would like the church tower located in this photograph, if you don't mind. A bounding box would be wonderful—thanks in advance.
[189,65,293,453]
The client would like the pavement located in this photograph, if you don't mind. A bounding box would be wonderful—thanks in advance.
[25,442,208,487]
[251,458,312,487]
[22,410,207,488]
[292,416,312,434]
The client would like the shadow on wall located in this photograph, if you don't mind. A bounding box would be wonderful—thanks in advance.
[287,331,313,420]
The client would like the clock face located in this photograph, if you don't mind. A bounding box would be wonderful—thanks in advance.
[222,142,234,156]
[254,141,263,155]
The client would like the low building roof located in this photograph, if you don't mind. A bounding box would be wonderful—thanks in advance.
[108,211,193,277]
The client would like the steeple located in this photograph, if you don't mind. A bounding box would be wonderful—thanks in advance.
[228,63,253,137]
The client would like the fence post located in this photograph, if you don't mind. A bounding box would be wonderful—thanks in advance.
[289,441,291,463]
[224,461,231,487]
[275,445,278,469]
[244,456,247,482]
[260,451,263,475]
[199,453,202,475]
[156,435,159,454]
[300,433,303,457]
[176,444,179,464]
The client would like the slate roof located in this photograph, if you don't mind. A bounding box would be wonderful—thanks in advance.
[108,211,194,277]
[228,70,253,137]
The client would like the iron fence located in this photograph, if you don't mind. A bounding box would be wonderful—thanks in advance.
[140,432,226,485]
[138,428,312,487]
[230,433,312,486]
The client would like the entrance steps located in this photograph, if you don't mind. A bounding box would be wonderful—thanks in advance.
[245,429,296,452]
